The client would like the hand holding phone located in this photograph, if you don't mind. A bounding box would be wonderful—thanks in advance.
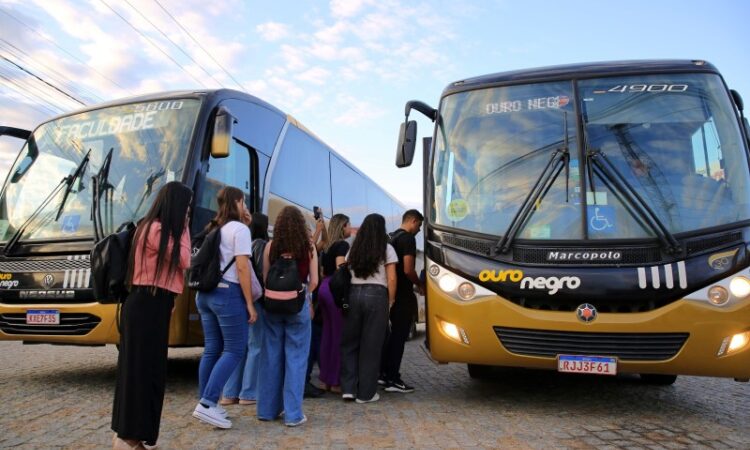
[313,206,321,221]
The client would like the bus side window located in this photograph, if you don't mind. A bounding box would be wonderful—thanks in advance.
[193,138,256,233]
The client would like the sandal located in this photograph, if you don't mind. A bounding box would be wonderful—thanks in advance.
[218,397,239,405]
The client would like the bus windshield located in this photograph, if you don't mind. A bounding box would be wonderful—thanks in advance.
[432,73,750,240]
[0,99,201,242]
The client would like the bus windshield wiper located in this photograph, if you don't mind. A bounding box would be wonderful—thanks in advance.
[91,148,114,241]
[54,148,91,221]
[586,147,681,254]
[3,149,92,256]
[494,113,570,255]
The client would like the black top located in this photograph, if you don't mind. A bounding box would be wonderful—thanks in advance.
[390,229,417,296]
[322,240,350,277]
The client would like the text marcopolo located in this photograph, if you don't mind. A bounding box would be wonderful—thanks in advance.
[547,250,622,261]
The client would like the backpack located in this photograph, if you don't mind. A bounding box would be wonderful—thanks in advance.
[329,262,351,311]
[188,226,235,292]
[90,221,136,304]
[264,254,306,315]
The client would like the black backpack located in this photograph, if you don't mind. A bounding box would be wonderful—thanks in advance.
[188,227,235,292]
[264,255,306,315]
[90,222,136,304]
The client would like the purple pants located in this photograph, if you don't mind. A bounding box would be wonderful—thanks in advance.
[318,276,344,386]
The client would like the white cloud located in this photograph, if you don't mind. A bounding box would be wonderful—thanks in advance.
[333,95,386,125]
[330,0,371,19]
[256,22,290,42]
[296,67,331,85]
[281,45,308,71]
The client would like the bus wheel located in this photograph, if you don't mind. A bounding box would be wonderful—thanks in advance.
[640,374,677,385]
[467,364,492,379]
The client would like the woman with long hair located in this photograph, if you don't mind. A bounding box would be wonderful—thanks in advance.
[192,187,258,430]
[316,214,352,392]
[221,212,269,406]
[340,213,397,404]
[111,181,192,450]
[258,205,318,427]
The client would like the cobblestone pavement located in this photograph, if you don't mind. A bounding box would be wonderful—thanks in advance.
[1,330,749,449]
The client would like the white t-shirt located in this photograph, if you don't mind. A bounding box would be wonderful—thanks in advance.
[219,221,252,283]
[349,244,398,287]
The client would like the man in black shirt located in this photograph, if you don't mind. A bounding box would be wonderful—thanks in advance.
[381,209,424,393]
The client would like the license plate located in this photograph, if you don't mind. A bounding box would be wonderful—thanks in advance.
[557,355,617,376]
[26,310,60,325]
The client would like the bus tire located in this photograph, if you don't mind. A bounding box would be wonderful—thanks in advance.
[467,363,492,379]
[639,374,677,385]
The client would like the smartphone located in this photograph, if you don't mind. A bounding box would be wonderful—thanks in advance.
[313,206,321,220]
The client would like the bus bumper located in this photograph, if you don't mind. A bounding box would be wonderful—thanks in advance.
[0,302,120,345]
[426,287,750,379]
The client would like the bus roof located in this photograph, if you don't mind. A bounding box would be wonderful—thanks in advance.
[442,59,720,96]
[40,88,285,123]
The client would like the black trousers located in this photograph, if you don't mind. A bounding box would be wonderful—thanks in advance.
[340,284,389,401]
[381,293,416,381]
[111,287,175,445]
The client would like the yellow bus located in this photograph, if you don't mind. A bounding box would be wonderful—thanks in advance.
[0,89,404,347]
[396,60,750,384]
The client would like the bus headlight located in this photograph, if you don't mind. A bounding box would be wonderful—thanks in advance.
[717,331,750,356]
[457,282,476,300]
[729,277,750,298]
[426,258,496,303]
[438,274,458,292]
[440,320,470,344]
[707,286,729,306]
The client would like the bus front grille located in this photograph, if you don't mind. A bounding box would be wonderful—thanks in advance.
[494,327,688,361]
[0,313,101,336]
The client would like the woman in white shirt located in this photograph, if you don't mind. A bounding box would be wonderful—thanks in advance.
[340,213,397,404]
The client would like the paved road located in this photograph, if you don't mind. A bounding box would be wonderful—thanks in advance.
[1,331,749,449]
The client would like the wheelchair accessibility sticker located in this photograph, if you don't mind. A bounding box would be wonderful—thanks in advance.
[587,205,616,235]
[61,215,81,234]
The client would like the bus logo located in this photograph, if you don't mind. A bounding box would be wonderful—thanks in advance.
[576,303,597,323]
[707,248,738,271]
[42,274,55,289]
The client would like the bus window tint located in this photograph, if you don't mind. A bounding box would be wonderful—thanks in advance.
[433,81,579,238]
[331,156,367,226]
[194,138,252,231]
[579,73,750,236]
[270,125,332,216]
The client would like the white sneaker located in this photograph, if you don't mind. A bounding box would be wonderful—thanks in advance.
[342,393,355,401]
[355,393,380,404]
[192,403,232,429]
[215,405,228,418]
[285,414,308,427]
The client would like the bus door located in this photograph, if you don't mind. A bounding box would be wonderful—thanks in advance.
[182,127,260,345]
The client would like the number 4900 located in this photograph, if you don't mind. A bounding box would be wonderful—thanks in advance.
[608,84,688,93]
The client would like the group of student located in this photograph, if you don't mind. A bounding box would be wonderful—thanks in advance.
[110,181,424,450]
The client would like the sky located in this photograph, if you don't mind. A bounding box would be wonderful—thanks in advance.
[1,0,749,210]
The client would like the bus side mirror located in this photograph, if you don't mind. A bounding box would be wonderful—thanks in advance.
[211,107,236,158]
[396,120,417,168]
[731,89,744,112]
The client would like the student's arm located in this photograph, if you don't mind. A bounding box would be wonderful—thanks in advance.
[386,263,397,308]
[178,226,191,270]
[308,248,319,293]
[236,255,258,323]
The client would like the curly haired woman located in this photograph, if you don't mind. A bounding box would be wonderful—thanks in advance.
[258,205,318,426]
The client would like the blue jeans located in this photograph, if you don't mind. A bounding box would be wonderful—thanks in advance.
[223,301,265,401]
[196,281,249,407]
[257,295,311,424]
